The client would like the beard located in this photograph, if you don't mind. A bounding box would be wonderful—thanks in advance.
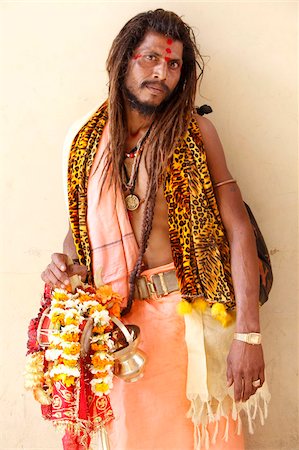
[123,82,173,117]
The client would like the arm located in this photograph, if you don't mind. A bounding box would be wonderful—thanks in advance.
[196,115,265,402]
[41,223,87,288]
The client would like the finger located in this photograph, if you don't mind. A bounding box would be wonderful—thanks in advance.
[226,365,233,387]
[49,263,70,286]
[243,377,255,402]
[51,253,69,272]
[68,264,87,280]
[259,370,265,387]
[233,376,244,403]
[42,267,60,287]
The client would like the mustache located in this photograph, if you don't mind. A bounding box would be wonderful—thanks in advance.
[141,81,170,94]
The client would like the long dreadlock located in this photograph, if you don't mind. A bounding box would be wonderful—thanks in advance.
[104,9,204,315]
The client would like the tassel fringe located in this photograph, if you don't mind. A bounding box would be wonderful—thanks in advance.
[187,386,271,449]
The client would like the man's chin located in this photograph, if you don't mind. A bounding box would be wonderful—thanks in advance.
[124,87,168,116]
[129,97,160,116]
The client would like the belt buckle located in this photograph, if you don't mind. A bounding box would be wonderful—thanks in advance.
[150,272,169,298]
[139,275,156,299]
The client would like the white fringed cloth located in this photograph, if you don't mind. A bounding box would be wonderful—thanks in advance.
[184,309,271,450]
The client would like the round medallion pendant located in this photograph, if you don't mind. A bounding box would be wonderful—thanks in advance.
[125,194,140,211]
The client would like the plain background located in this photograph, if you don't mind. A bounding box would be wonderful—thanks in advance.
[0,1,298,449]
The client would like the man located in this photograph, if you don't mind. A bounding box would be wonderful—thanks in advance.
[42,9,270,450]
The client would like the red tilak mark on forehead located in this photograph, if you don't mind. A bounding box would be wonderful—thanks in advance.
[166,38,173,45]
[165,48,172,54]
[165,56,170,62]
[133,54,142,60]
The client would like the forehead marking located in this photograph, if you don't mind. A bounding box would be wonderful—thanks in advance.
[165,48,172,54]
[165,56,170,62]
[167,38,173,45]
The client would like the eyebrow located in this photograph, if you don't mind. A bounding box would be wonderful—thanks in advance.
[139,48,182,62]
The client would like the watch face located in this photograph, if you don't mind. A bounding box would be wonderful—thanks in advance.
[250,334,260,344]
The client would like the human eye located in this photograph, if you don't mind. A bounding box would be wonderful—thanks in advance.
[144,54,157,61]
[169,60,180,70]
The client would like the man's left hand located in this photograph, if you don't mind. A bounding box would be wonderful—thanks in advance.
[226,340,265,402]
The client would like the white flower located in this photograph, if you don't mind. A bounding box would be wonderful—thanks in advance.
[89,366,114,375]
[64,299,79,309]
[45,348,62,361]
[53,288,68,295]
[50,364,80,377]
[101,332,112,342]
[60,324,79,334]
[49,333,62,345]
[49,307,65,317]
[90,378,112,388]
[77,288,94,297]
[106,339,115,350]
[96,351,113,361]
[61,352,80,360]
[92,309,110,326]
[102,375,114,389]
[60,341,78,349]
[64,309,80,318]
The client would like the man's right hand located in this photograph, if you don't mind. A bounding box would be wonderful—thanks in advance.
[41,253,88,288]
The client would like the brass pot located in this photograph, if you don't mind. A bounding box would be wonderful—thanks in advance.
[110,317,147,383]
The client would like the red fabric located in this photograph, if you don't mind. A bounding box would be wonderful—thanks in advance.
[62,429,91,450]
[41,359,113,449]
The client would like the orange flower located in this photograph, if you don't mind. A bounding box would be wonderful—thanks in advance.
[91,355,113,370]
[91,343,108,352]
[94,371,109,378]
[96,285,113,302]
[61,358,77,367]
[78,293,93,302]
[61,332,80,342]
[92,326,106,334]
[53,302,65,309]
[63,343,80,355]
[109,303,121,317]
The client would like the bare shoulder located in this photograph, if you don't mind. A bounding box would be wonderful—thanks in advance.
[194,114,216,134]
[193,113,232,183]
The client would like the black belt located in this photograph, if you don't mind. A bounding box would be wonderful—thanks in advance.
[134,269,179,299]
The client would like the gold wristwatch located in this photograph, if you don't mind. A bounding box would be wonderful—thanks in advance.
[234,332,262,345]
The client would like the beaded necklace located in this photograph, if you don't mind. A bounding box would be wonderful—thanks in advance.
[122,128,151,211]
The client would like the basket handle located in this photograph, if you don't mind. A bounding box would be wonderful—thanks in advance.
[110,315,134,344]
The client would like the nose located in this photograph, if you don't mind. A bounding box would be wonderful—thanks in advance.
[153,60,167,81]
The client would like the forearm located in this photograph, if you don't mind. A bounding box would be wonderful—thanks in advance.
[228,223,260,333]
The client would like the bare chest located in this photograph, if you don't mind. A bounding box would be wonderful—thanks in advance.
[123,156,173,268]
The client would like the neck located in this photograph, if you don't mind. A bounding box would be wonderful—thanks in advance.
[125,101,154,137]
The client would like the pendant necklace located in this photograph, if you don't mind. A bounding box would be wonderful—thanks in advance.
[123,128,151,211]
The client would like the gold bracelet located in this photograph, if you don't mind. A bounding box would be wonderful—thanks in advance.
[213,178,236,188]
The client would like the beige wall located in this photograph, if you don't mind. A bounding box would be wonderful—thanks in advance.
[0,1,297,449]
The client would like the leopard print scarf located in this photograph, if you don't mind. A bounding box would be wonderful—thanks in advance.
[67,101,235,310]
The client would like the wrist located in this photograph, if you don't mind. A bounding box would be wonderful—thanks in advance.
[235,314,260,333]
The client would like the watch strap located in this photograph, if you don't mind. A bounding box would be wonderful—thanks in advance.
[234,332,262,345]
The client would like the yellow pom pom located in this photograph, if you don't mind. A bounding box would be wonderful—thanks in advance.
[177,300,193,315]
[211,302,233,327]
[211,302,226,317]
[193,298,207,312]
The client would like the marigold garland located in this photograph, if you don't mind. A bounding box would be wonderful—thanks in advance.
[25,281,122,401]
